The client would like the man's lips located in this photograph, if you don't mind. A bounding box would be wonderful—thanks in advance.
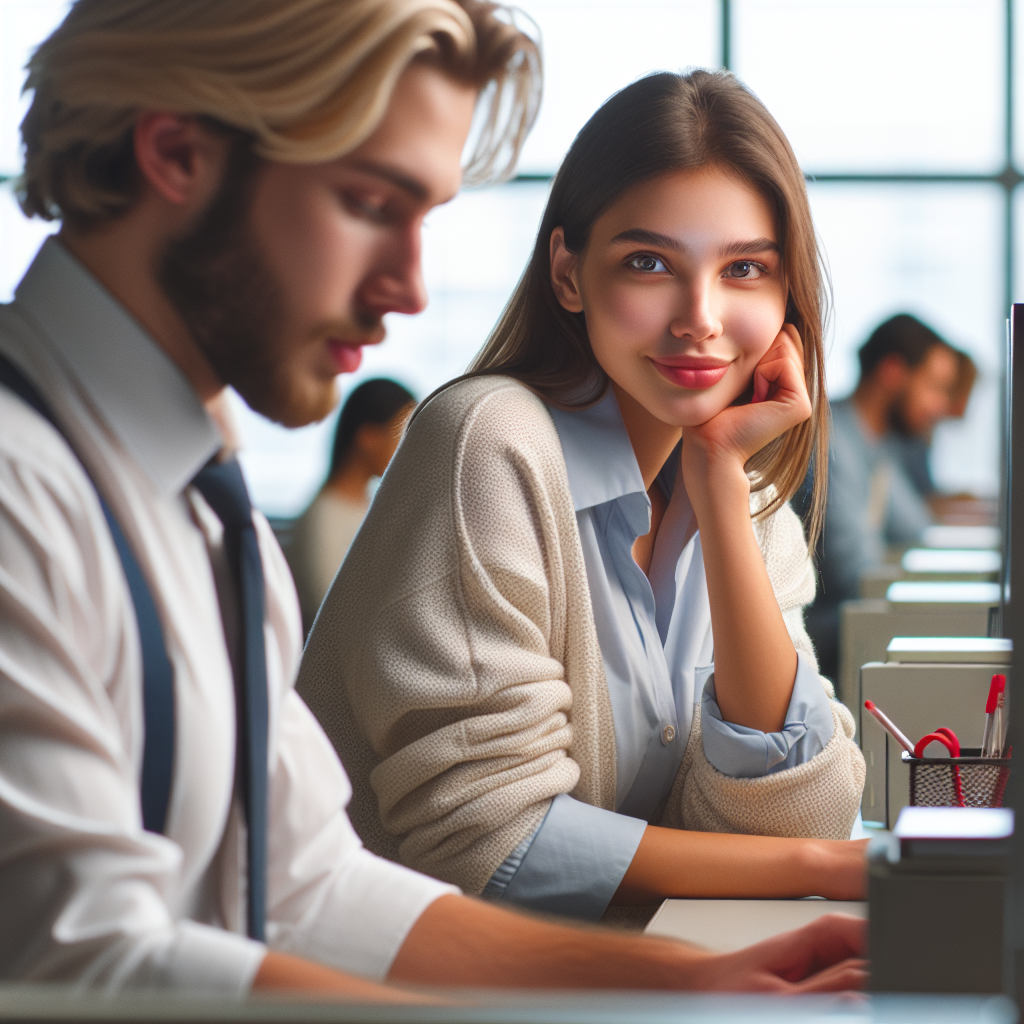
[326,336,382,374]
[650,357,731,390]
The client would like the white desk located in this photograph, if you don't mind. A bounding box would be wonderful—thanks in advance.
[644,899,867,951]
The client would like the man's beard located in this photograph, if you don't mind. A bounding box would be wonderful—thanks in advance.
[158,145,333,426]
[889,397,915,438]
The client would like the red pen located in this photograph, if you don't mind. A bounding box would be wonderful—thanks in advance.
[982,674,1006,758]
[864,699,915,754]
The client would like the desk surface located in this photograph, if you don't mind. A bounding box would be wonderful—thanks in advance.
[644,898,867,952]
[0,985,1013,1024]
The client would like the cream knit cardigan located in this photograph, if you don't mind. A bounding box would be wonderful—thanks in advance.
[298,375,865,896]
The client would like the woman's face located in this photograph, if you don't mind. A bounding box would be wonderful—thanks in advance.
[551,165,789,428]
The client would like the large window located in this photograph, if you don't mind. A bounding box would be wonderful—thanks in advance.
[0,0,1017,513]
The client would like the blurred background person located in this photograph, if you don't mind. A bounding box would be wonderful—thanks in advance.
[888,346,977,505]
[806,314,960,681]
[290,379,415,630]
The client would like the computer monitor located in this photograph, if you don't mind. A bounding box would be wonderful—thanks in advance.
[1003,303,1023,996]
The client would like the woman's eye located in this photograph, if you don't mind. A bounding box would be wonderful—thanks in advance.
[628,254,667,273]
[724,260,766,280]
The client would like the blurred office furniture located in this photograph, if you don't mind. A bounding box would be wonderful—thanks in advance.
[922,525,1001,550]
[859,637,1011,828]
[859,547,1001,599]
[869,806,1011,994]
[838,581,999,712]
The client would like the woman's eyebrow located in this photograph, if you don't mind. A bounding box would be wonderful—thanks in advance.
[719,237,781,258]
[609,228,681,249]
[608,229,781,259]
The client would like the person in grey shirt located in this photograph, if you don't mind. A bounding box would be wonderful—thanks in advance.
[806,314,959,681]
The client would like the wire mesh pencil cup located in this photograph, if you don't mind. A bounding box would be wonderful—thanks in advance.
[902,749,1011,809]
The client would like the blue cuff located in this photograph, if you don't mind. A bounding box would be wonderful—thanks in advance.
[482,794,647,921]
[701,651,835,779]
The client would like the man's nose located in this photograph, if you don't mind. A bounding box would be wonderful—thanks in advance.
[362,222,429,317]
[669,276,721,341]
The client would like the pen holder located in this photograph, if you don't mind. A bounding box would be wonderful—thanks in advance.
[902,749,1011,809]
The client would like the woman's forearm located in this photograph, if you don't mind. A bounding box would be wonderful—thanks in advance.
[685,454,797,732]
[613,825,867,904]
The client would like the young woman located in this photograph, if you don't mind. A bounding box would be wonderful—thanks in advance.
[298,69,867,922]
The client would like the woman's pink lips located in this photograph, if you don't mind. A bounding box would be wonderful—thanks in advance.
[650,359,730,390]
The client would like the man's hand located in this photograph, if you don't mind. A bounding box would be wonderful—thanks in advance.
[692,913,867,993]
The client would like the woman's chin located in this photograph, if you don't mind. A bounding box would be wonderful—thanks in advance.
[651,398,734,430]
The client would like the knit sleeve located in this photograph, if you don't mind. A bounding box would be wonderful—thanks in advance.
[752,493,834,694]
[297,379,615,896]
[654,496,865,839]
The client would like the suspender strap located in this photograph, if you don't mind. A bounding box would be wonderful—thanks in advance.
[0,354,176,834]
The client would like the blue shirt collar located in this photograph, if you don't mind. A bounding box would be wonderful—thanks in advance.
[546,388,647,512]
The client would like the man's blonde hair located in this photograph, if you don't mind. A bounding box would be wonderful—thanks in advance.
[19,0,541,226]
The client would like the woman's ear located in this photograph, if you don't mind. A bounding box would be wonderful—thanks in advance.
[549,227,584,313]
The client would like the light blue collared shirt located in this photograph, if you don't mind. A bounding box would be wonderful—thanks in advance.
[483,389,834,920]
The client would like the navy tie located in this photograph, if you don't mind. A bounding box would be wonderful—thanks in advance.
[191,456,268,942]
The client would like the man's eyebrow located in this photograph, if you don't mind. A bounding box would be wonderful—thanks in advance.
[348,159,430,201]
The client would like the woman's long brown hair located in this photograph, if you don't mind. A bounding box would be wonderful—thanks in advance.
[457,69,831,548]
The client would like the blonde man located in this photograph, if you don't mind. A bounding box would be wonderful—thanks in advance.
[0,0,864,1000]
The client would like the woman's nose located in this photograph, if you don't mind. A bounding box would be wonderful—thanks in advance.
[669,278,721,341]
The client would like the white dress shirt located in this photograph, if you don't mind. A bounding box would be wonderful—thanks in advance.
[0,239,456,993]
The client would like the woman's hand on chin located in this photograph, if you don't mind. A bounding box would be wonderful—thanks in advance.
[680,324,811,505]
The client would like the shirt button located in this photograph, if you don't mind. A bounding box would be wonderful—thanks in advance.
[662,724,676,745]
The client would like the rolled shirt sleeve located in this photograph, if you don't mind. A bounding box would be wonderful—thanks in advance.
[265,693,459,980]
[700,652,835,779]
[480,794,647,921]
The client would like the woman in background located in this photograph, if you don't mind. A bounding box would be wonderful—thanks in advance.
[291,378,414,629]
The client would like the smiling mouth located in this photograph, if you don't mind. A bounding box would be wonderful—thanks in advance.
[649,356,731,391]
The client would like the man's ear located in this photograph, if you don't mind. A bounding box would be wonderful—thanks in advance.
[133,112,229,211]
[549,227,584,313]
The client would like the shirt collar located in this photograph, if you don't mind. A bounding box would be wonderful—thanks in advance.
[546,388,647,512]
[14,238,221,497]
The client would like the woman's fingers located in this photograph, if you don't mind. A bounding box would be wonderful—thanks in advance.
[751,324,807,408]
